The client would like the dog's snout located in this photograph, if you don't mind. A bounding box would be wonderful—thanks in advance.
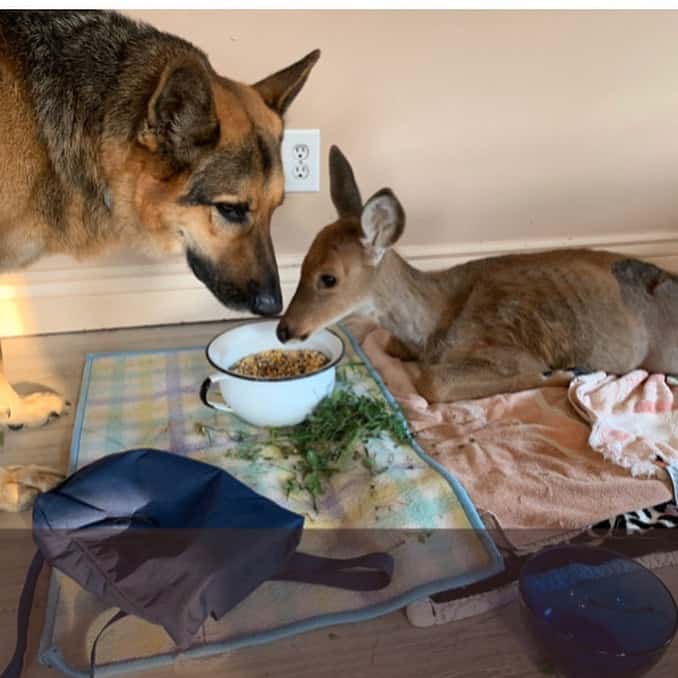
[248,277,283,316]
[252,292,282,316]
[276,321,291,343]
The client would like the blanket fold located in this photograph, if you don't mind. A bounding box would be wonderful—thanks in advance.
[568,370,678,478]
[359,326,673,549]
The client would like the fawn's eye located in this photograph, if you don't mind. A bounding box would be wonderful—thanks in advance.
[319,274,337,289]
[215,202,249,224]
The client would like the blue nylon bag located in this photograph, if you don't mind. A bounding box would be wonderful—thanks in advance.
[2,449,393,677]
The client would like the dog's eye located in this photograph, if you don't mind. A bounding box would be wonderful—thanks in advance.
[215,202,249,224]
[319,274,337,289]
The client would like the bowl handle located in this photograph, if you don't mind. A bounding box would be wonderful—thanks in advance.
[199,374,234,413]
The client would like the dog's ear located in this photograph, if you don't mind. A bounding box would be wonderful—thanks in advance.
[329,145,362,218]
[139,60,220,164]
[253,49,320,116]
[360,189,406,258]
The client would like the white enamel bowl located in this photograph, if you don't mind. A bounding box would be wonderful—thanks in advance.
[200,320,344,428]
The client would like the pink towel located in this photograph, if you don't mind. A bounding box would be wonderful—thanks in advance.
[357,325,673,549]
[569,371,678,477]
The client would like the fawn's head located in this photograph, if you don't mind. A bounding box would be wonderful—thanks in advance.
[277,146,405,342]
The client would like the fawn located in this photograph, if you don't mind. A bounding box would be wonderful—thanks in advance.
[277,146,678,402]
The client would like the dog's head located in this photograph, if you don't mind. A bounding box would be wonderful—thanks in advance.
[111,50,320,315]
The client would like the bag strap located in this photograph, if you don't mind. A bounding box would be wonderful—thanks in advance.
[274,551,394,591]
[1,550,45,678]
[88,610,128,678]
[2,549,391,677]
[0,549,127,678]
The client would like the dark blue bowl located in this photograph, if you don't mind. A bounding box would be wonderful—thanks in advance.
[519,545,678,678]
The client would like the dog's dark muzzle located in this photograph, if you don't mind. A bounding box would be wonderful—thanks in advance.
[186,249,282,316]
[251,292,282,316]
[248,278,283,316]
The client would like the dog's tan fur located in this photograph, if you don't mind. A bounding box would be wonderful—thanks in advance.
[0,465,65,513]
[0,11,319,510]
[278,147,678,402]
[0,12,319,435]
[0,41,305,278]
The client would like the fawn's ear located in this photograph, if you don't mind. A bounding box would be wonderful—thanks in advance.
[360,188,405,258]
[329,145,363,218]
[138,59,220,165]
[253,49,321,116]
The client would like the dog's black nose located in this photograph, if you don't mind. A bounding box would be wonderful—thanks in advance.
[249,275,283,316]
[276,321,291,343]
[252,292,282,316]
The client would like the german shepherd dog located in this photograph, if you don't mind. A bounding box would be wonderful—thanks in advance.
[0,11,319,423]
[0,11,319,509]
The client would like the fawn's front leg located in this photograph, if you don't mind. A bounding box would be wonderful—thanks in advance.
[410,349,575,402]
[384,335,418,361]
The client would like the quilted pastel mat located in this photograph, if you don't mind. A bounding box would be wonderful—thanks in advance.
[38,324,502,677]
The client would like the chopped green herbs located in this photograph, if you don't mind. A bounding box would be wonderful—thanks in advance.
[195,387,410,508]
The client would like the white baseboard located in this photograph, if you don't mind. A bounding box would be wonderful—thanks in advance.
[1,230,677,337]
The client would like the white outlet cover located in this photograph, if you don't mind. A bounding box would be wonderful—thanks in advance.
[282,129,320,192]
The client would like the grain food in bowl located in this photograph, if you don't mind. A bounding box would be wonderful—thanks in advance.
[229,349,330,380]
[204,321,344,427]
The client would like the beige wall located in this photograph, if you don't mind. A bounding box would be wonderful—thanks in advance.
[126,9,678,252]
[3,10,678,335]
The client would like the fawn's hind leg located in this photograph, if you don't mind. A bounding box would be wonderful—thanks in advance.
[411,349,575,403]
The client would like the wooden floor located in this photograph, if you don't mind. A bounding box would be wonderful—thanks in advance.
[2,322,678,678]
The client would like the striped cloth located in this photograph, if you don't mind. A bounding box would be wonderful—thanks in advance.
[74,326,479,529]
[38,324,501,676]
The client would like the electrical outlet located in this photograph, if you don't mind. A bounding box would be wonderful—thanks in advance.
[293,143,310,161]
[282,129,320,192]
[293,164,310,180]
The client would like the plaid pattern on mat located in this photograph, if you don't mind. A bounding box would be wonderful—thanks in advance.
[39,324,501,676]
